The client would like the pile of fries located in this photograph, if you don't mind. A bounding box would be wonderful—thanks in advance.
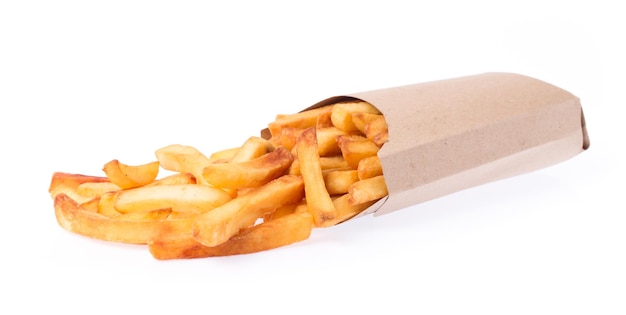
[49,100,389,259]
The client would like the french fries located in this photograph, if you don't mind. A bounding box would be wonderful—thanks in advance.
[192,174,305,247]
[48,99,390,259]
[102,159,160,189]
[297,127,338,227]
[201,147,294,189]
[337,134,380,169]
[149,208,313,259]
[114,184,233,215]
[55,194,173,244]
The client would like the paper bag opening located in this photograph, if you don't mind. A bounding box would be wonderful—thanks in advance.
[263,72,589,218]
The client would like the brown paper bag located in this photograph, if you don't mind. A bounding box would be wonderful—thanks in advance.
[288,72,589,218]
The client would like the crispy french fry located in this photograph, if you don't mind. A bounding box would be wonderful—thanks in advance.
[268,106,333,138]
[326,193,377,225]
[230,136,274,163]
[80,197,100,213]
[288,155,350,176]
[192,174,305,247]
[149,208,313,259]
[287,160,300,175]
[319,156,351,170]
[351,112,381,134]
[49,173,112,204]
[336,134,381,169]
[50,184,96,204]
[330,101,381,132]
[357,155,383,180]
[202,147,293,189]
[115,184,232,214]
[148,234,206,260]
[208,146,240,163]
[116,209,172,221]
[324,169,359,195]
[363,114,389,147]
[55,194,169,244]
[316,127,348,156]
[155,144,212,184]
[297,127,337,227]
[102,159,160,189]
[337,100,381,114]
[329,105,357,133]
[98,191,121,217]
[348,175,388,205]
[269,127,304,152]
[76,181,121,198]
[49,172,110,194]
[151,215,197,238]
[146,172,196,186]
[263,202,305,222]
[316,108,334,129]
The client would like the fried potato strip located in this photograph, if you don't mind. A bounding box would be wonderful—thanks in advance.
[149,210,313,259]
[192,175,305,247]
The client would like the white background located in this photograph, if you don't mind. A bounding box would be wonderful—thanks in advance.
[1,1,624,314]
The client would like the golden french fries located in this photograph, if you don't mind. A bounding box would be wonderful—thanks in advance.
[155,144,213,184]
[201,147,294,189]
[329,194,377,226]
[55,194,172,244]
[357,155,383,180]
[192,174,305,247]
[336,134,381,169]
[149,208,313,259]
[297,127,338,227]
[330,101,382,133]
[48,100,390,259]
[98,191,121,216]
[268,106,333,137]
[102,159,160,189]
[324,169,359,195]
[348,175,389,205]
[49,172,110,193]
[114,184,233,214]
[229,136,274,163]
[76,181,121,198]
